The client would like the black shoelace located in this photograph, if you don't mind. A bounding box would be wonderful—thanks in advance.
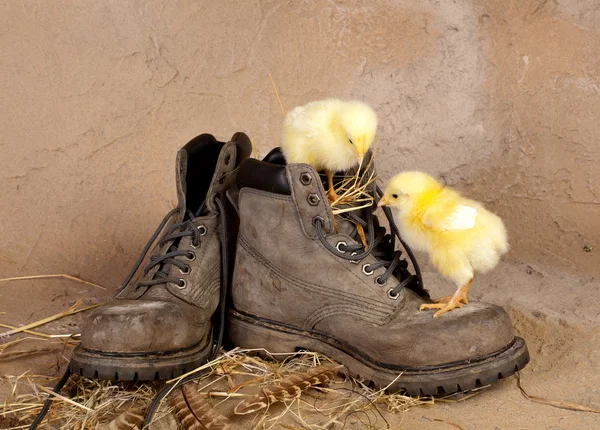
[135,210,207,290]
[313,187,423,299]
[29,197,230,429]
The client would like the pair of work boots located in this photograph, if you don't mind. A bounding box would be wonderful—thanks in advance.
[71,132,529,395]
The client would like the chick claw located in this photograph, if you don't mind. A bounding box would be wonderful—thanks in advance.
[420,280,472,318]
[420,300,463,318]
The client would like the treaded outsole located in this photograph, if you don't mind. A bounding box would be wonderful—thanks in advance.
[70,338,212,381]
[227,308,530,396]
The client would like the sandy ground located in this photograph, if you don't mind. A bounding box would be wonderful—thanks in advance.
[1,260,599,429]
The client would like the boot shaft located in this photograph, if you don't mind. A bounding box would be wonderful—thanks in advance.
[117,132,251,308]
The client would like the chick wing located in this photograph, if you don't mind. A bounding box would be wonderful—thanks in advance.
[423,204,478,231]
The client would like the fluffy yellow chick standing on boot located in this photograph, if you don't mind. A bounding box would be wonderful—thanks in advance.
[281,99,377,201]
[378,172,508,318]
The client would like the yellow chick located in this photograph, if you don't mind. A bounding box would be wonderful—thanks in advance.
[378,172,508,318]
[281,99,377,201]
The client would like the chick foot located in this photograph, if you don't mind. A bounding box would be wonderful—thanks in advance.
[432,294,468,305]
[420,279,472,318]
[326,170,341,203]
[327,187,341,203]
[355,223,369,250]
[420,299,464,318]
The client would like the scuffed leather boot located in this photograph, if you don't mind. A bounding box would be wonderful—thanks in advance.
[71,132,251,380]
[227,149,529,395]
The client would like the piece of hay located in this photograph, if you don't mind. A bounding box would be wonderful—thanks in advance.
[517,373,600,414]
[0,274,106,290]
[0,323,77,339]
[269,73,285,116]
[328,148,378,216]
[0,301,102,338]
[4,348,432,429]
[0,347,59,362]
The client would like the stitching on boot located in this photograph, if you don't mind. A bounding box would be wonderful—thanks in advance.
[238,235,393,314]
[304,303,386,329]
[239,187,293,202]
[192,263,221,304]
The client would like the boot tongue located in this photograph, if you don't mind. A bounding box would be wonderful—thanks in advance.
[176,134,224,218]
[336,216,358,236]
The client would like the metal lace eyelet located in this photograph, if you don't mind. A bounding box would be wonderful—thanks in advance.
[312,216,324,226]
[350,251,360,264]
[224,154,231,165]
[185,251,196,262]
[336,241,347,253]
[362,264,374,275]
[176,279,187,289]
[197,225,207,236]
[190,241,199,249]
[219,174,226,184]
[375,276,387,286]
[307,193,320,206]
[300,172,312,185]
[387,288,399,300]
[179,266,191,275]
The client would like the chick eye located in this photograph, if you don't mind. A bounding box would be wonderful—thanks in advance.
[392,194,398,199]
[348,138,353,145]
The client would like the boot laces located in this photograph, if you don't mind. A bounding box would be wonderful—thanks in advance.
[114,201,210,293]
[313,191,423,298]
[136,208,207,289]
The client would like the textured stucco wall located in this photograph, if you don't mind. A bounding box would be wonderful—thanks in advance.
[1,0,599,289]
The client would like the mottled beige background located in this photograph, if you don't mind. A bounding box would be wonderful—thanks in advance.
[1,0,599,288]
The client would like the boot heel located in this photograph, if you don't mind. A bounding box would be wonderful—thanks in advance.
[227,309,303,360]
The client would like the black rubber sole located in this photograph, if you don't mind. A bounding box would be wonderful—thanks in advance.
[70,338,212,381]
[227,308,530,396]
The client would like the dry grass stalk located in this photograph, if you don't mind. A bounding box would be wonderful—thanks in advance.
[0,347,59,362]
[0,273,107,290]
[433,418,465,429]
[1,372,169,429]
[0,323,75,339]
[3,348,432,429]
[250,138,259,160]
[516,373,600,414]
[0,336,44,352]
[269,73,285,116]
[328,148,378,217]
[34,384,93,412]
[0,301,102,338]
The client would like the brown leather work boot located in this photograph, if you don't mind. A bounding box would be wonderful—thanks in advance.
[227,149,529,395]
[71,132,251,380]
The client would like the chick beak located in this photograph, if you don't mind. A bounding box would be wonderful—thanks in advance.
[356,151,365,167]
[377,197,390,207]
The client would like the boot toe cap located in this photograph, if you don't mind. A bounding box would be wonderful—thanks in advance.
[409,302,515,365]
[80,300,208,354]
